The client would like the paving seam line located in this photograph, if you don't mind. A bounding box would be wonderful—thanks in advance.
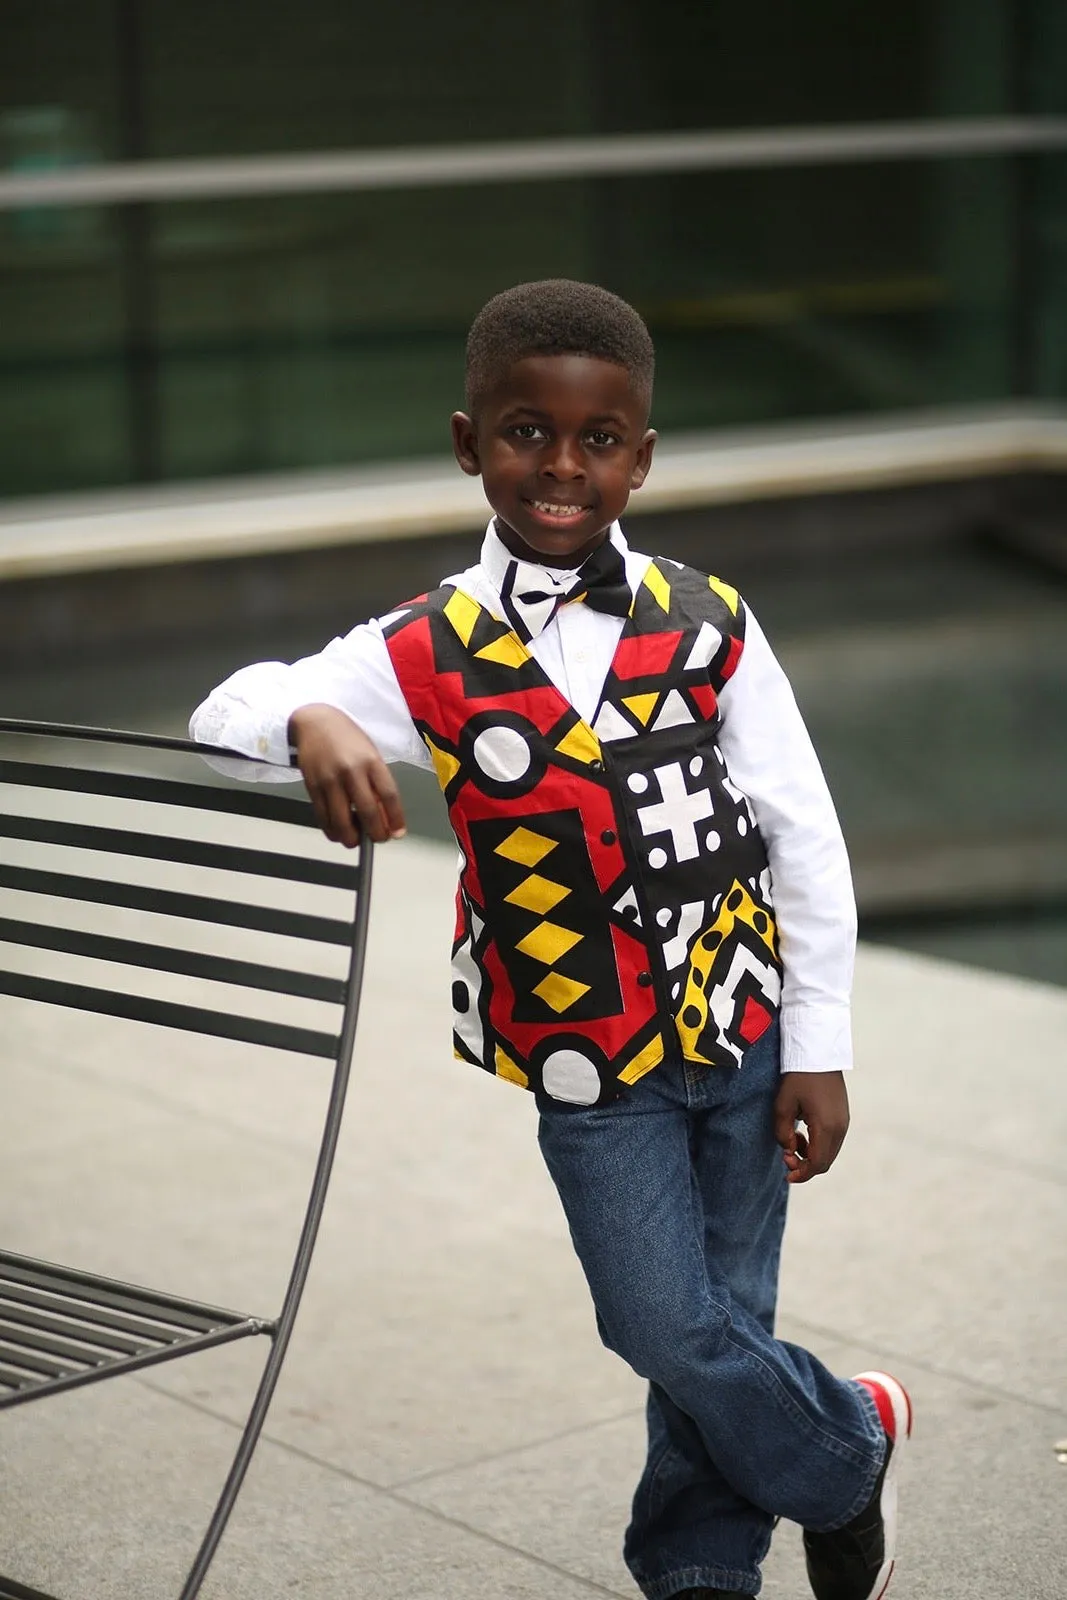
[782,1315,1067,1418]
[137,1377,634,1597]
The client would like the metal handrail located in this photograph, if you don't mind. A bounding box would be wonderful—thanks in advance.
[1,116,1065,209]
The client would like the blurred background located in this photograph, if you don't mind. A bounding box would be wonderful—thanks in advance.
[2,0,1065,984]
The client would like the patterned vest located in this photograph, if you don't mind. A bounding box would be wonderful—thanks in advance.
[383,557,782,1105]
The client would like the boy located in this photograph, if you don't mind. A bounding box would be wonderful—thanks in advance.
[191,280,910,1600]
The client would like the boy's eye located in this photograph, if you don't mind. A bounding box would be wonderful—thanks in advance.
[510,423,546,441]
[587,429,619,448]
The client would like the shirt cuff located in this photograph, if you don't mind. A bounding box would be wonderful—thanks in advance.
[189,698,299,780]
[778,1001,853,1074]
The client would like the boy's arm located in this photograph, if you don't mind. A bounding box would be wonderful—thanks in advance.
[716,605,857,1183]
[190,621,428,842]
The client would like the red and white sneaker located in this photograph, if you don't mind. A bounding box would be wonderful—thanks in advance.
[802,1371,913,1600]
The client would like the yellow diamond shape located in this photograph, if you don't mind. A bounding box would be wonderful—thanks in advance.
[475,632,530,669]
[622,692,658,726]
[533,972,591,1013]
[708,574,739,614]
[443,587,481,645]
[506,874,570,915]
[495,826,557,868]
[517,921,583,966]
[643,563,672,614]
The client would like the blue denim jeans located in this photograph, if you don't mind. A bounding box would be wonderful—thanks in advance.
[535,1023,885,1598]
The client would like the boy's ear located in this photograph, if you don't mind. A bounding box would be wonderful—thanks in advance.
[451,412,482,477]
[630,428,658,491]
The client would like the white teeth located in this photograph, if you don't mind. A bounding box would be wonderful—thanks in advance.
[531,500,583,516]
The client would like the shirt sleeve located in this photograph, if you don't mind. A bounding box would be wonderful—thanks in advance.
[189,619,432,782]
[716,605,857,1074]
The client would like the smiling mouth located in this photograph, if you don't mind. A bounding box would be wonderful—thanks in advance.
[523,498,591,522]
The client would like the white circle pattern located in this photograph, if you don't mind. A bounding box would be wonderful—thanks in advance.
[706,830,721,851]
[542,1049,601,1105]
[689,756,703,776]
[656,907,672,926]
[737,815,748,836]
[628,772,649,794]
[472,725,531,783]
[648,847,668,869]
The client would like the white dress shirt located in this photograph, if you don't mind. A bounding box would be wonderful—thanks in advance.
[191,520,857,1074]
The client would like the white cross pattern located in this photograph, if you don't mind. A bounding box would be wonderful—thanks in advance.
[636,761,715,863]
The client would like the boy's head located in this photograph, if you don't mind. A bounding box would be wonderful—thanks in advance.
[452,279,657,568]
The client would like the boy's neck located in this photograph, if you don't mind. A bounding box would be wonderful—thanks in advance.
[493,516,611,570]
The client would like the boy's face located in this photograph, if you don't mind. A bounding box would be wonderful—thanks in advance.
[451,353,657,567]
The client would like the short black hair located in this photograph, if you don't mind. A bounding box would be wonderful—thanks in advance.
[465,279,655,417]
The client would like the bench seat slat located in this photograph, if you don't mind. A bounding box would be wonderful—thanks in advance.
[0,1280,216,1343]
[0,1254,246,1331]
[0,1341,74,1381]
[0,1299,148,1357]
[0,1321,118,1369]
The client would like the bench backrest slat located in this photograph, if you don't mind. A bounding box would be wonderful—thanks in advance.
[0,971,339,1057]
[0,918,345,1003]
[0,758,316,827]
[0,814,357,890]
[0,862,352,945]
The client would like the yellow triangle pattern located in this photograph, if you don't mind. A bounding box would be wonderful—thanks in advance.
[475,632,530,669]
[622,692,658,726]
[494,1046,529,1088]
[495,826,557,868]
[533,972,591,1013]
[555,722,602,765]
[443,587,481,646]
[424,736,461,793]
[708,574,739,614]
[643,563,672,614]
[619,1031,665,1085]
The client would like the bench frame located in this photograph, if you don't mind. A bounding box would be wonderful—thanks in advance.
[0,719,373,1600]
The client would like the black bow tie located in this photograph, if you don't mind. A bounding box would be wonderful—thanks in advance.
[501,542,632,642]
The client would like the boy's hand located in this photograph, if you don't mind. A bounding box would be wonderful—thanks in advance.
[288,704,407,848]
[773,1071,850,1183]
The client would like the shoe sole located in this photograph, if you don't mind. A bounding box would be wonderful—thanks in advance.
[853,1371,913,1600]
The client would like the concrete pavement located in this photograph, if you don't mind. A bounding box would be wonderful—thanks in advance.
[2,835,1065,1598]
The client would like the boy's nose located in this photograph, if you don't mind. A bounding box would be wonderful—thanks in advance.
[542,438,585,478]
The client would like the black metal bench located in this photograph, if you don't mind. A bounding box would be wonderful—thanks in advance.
[0,719,373,1599]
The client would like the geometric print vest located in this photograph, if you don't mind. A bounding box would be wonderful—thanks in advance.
[383,556,782,1106]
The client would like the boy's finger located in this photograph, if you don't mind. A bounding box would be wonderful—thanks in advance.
[306,781,340,843]
[370,759,407,838]
[773,1098,799,1154]
[343,771,392,844]
[324,781,362,849]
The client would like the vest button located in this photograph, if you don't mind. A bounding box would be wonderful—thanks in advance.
[590,759,605,771]
[601,829,617,845]
[637,971,653,987]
